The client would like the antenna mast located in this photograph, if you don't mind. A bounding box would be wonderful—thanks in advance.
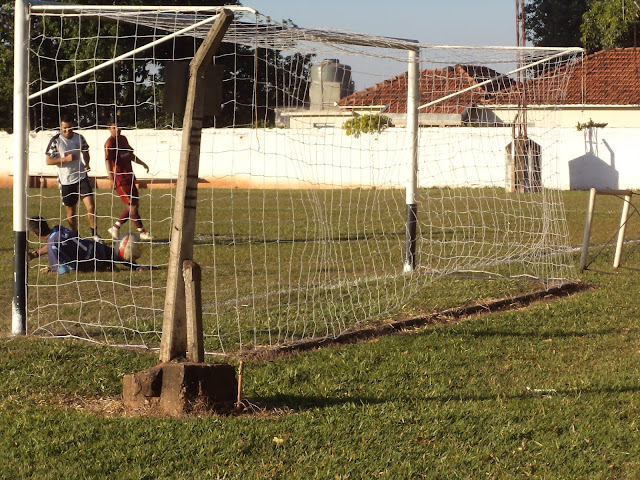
[515,0,527,138]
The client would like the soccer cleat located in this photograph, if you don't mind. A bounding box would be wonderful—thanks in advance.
[138,231,153,241]
[108,226,120,240]
[92,234,104,244]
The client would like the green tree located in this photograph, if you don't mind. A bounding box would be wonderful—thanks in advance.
[581,0,640,52]
[525,0,640,54]
[525,0,588,47]
[0,3,15,132]
[2,1,311,131]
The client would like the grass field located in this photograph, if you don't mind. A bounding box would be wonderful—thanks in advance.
[24,186,579,354]
[2,188,640,478]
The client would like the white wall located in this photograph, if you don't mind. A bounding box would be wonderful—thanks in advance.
[0,125,636,190]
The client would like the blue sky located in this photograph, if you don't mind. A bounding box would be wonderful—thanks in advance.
[243,0,517,47]
[241,0,519,89]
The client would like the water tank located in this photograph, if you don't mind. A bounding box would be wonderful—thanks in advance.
[309,59,355,110]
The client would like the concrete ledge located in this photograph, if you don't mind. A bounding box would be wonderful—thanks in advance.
[122,361,237,415]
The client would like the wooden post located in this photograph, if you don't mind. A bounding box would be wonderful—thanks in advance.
[579,188,597,272]
[160,10,234,362]
[183,260,204,362]
[614,192,633,269]
[236,360,244,410]
[580,189,633,272]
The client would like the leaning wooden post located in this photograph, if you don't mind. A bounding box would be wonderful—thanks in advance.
[160,10,234,362]
[613,192,632,269]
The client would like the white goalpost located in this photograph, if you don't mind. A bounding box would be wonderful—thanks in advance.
[13,1,582,355]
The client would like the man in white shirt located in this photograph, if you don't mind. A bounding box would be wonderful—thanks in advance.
[45,114,98,238]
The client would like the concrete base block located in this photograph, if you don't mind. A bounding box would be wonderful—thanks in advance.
[122,362,237,415]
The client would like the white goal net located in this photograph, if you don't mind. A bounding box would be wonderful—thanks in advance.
[18,4,581,354]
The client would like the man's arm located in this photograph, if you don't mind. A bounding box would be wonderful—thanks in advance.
[45,135,75,166]
[105,157,115,189]
[45,152,74,166]
[104,141,116,188]
[27,244,48,261]
[82,150,91,171]
[133,155,150,173]
[80,134,90,171]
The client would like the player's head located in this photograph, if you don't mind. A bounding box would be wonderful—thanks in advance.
[28,216,52,238]
[59,113,75,139]
[107,116,122,137]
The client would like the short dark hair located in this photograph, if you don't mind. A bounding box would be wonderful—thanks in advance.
[60,113,75,125]
[28,216,52,237]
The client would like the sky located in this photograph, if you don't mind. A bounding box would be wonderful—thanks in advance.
[243,0,517,46]
[241,0,519,89]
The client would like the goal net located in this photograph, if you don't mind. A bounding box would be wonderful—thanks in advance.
[19,4,581,354]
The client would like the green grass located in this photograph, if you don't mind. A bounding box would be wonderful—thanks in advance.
[2,188,640,478]
[23,187,583,352]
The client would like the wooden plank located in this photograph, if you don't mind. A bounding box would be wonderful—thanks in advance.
[160,9,234,362]
[183,260,204,363]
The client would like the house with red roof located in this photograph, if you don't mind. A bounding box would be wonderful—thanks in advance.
[275,63,518,128]
[337,64,515,127]
[484,47,640,128]
[288,48,640,129]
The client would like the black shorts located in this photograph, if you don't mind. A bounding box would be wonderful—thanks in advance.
[60,177,93,207]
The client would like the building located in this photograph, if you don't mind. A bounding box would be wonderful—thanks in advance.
[338,64,514,127]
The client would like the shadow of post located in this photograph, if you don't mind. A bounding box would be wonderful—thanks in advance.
[569,127,619,190]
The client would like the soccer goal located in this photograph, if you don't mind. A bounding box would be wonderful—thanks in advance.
[13,3,582,355]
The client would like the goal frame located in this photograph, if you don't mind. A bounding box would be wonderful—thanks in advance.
[12,1,584,351]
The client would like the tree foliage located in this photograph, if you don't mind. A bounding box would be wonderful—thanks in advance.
[581,0,640,52]
[0,3,15,132]
[525,0,640,53]
[2,1,312,132]
[525,0,588,47]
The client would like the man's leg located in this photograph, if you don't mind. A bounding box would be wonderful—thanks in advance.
[60,183,80,233]
[66,204,78,232]
[129,202,144,230]
[81,194,97,235]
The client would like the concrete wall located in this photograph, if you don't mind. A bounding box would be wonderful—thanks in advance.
[488,106,640,129]
[0,125,636,191]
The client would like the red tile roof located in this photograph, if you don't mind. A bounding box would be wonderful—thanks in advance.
[339,65,515,114]
[559,47,640,105]
[340,48,640,111]
[509,48,640,106]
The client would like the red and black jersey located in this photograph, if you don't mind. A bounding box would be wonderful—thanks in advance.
[105,134,136,187]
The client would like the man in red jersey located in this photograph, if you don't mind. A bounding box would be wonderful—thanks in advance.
[104,117,153,241]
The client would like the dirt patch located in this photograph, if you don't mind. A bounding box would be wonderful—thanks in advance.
[46,393,292,419]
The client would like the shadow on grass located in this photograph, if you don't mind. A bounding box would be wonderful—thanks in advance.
[251,384,640,413]
[249,393,386,411]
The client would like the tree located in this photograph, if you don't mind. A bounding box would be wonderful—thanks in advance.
[0,3,15,132]
[525,0,640,54]
[581,0,640,52]
[2,1,311,131]
[525,0,589,47]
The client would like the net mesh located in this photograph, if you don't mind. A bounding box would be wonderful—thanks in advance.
[24,5,580,354]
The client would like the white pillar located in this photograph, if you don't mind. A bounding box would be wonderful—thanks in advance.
[12,0,29,335]
[404,48,419,273]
